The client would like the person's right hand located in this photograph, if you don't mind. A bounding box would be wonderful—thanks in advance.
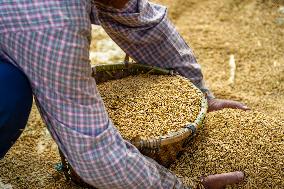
[200,171,244,189]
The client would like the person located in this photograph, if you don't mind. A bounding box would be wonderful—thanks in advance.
[0,0,250,188]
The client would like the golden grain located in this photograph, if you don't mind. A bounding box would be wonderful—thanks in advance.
[97,74,202,140]
[170,109,284,189]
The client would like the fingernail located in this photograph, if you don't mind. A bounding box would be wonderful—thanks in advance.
[235,171,245,182]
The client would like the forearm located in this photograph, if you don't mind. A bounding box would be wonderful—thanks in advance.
[60,119,185,188]
[93,0,214,99]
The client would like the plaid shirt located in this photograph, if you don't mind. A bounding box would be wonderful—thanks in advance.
[0,0,211,188]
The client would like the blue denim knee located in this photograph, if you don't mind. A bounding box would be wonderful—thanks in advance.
[0,61,32,158]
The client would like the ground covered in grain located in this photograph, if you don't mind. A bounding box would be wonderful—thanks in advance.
[0,0,283,188]
[170,109,284,189]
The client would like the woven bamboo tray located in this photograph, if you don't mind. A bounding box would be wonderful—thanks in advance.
[59,62,208,187]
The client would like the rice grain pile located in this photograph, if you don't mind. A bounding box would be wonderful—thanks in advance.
[170,109,284,189]
[97,74,202,140]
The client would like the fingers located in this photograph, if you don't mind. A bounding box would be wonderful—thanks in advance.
[207,99,250,112]
[226,100,250,111]
[207,99,221,112]
[201,171,244,189]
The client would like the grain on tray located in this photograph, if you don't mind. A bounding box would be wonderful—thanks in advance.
[97,74,203,140]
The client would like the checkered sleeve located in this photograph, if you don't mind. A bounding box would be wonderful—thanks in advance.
[0,0,192,188]
[93,0,214,99]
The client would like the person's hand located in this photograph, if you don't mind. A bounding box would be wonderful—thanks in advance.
[200,171,244,189]
[207,98,250,112]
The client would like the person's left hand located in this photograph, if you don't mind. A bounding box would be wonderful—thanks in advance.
[207,98,250,112]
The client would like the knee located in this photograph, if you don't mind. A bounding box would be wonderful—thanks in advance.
[0,63,33,126]
[0,62,33,158]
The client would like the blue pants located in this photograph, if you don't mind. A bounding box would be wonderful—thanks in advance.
[0,60,32,158]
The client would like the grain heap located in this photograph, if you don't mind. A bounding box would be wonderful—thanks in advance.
[0,105,75,189]
[170,109,284,189]
[97,74,202,140]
